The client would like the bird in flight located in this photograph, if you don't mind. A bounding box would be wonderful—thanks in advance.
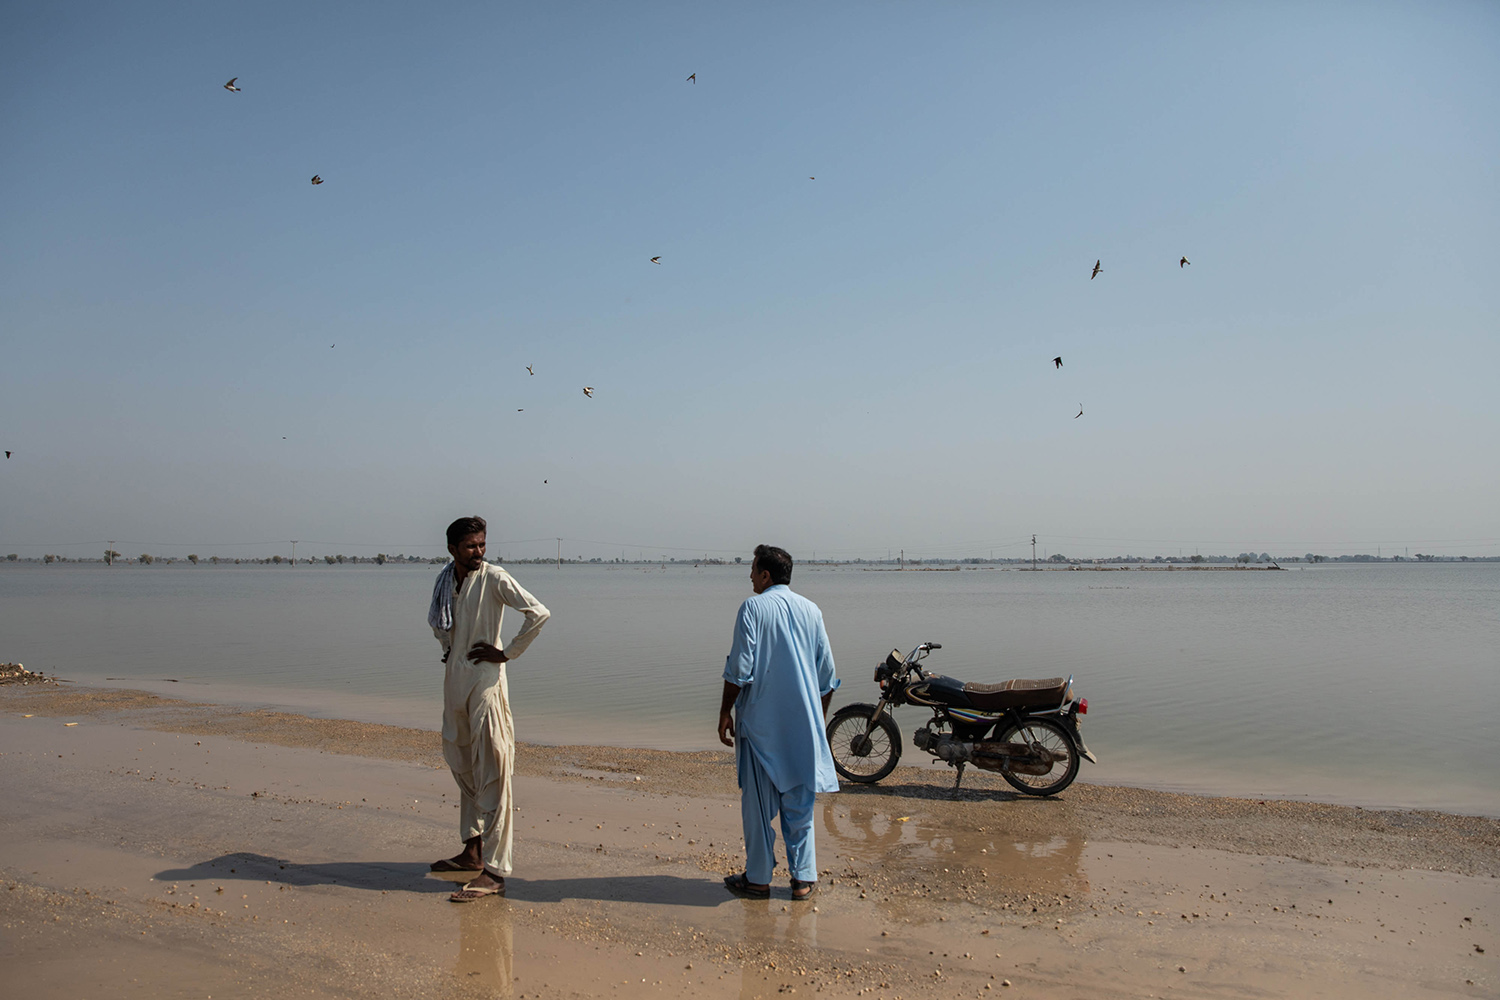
[330,344,335,348]
[1054,356,1063,369]
[310,175,323,185]
[543,479,548,484]
[517,408,524,412]
[650,256,661,264]
[1090,260,1102,280]
[809,176,815,180]
[687,73,696,84]
[1075,404,1084,419]
[223,78,240,92]
[1180,256,1191,268]
[582,387,594,398]
[4,451,10,459]
[526,365,534,375]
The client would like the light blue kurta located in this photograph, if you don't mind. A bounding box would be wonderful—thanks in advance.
[723,584,840,795]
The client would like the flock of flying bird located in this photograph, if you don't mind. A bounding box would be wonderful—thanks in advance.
[1060,255,1192,418]
[222,74,600,455]
[0,76,1200,469]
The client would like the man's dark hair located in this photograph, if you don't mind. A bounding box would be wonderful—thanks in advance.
[753,544,793,585]
[446,515,487,547]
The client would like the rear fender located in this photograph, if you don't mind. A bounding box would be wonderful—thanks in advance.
[1068,717,1098,764]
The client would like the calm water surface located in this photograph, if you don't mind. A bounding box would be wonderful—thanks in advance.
[3,561,1496,815]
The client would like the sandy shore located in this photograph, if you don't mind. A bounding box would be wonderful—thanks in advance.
[2,683,1494,999]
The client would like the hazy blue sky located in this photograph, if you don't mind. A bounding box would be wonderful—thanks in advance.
[2,2,1497,561]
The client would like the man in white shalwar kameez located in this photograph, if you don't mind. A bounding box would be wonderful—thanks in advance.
[428,516,550,902]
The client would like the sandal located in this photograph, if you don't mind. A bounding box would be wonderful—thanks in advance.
[723,873,771,898]
[448,877,505,902]
[790,878,818,901]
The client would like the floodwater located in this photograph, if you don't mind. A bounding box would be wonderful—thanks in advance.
[2,560,1496,815]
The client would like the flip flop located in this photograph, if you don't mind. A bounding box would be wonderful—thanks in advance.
[723,873,770,898]
[430,857,483,873]
[790,879,818,901]
[449,880,505,903]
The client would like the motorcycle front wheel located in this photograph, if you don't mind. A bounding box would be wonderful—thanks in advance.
[993,717,1080,796]
[827,704,902,784]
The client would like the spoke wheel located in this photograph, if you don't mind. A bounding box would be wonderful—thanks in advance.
[827,704,902,783]
[994,717,1080,796]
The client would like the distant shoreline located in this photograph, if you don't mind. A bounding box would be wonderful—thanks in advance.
[3,555,1495,567]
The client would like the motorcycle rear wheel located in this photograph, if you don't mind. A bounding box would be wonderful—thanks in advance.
[993,717,1080,796]
[827,704,902,784]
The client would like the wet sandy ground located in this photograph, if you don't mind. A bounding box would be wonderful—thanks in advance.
[1,685,1495,999]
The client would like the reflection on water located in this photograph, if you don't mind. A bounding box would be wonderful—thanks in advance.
[820,798,1087,897]
[454,901,514,997]
[822,800,908,863]
[736,896,821,953]
[731,890,822,1000]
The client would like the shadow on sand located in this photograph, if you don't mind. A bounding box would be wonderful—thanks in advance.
[155,852,731,906]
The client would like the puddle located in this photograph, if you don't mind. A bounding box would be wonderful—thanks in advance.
[454,902,515,992]
[819,799,1086,894]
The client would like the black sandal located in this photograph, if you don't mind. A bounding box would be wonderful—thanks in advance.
[790,878,818,901]
[724,873,771,898]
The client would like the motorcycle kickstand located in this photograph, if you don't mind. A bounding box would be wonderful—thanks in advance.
[951,762,966,795]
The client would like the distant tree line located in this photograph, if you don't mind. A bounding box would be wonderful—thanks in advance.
[2,551,1494,566]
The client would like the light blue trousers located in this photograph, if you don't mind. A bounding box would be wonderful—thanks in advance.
[740,748,818,884]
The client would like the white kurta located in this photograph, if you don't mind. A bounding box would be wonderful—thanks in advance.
[432,562,550,874]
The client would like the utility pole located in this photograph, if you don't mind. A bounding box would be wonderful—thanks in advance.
[900,548,904,570]
[290,540,297,565]
[1032,534,1037,572]
[107,541,115,566]
[556,538,561,569]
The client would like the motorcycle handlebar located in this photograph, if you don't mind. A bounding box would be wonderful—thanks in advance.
[926,642,942,650]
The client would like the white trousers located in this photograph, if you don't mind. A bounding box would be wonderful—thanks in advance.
[442,675,515,875]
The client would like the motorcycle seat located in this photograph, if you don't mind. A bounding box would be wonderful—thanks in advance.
[962,677,1067,711]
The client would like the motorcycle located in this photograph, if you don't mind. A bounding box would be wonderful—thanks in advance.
[826,642,1096,795]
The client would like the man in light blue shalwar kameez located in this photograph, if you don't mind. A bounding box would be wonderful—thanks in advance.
[718,544,839,901]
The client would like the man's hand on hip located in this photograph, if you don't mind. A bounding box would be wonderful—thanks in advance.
[717,711,735,747]
[467,642,509,663]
